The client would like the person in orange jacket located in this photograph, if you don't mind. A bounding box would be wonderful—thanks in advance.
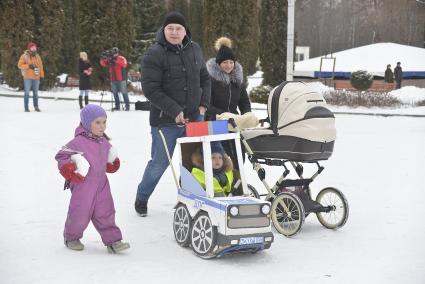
[17,42,44,112]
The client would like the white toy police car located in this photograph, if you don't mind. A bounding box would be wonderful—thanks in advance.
[161,122,273,259]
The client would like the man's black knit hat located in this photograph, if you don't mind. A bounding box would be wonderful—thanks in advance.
[163,11,187,29]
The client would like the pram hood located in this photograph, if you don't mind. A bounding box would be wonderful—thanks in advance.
[241,81,336,162]
[266,81,336,143]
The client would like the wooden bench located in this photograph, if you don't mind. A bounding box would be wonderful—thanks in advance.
[65,75,79,88]
[334,80,395,92]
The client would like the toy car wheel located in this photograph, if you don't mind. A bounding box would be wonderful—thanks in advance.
[316,187,349,229]
[247,184,260,199]
[191,212,217,258]
[271,192,305,236]
[173,204,192,247]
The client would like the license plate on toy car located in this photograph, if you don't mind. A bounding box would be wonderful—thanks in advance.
[239,237,263,245]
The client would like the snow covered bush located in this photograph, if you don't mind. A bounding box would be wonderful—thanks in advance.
[324,90,402,108]
[350,70,373,91]
[249,85,272,104]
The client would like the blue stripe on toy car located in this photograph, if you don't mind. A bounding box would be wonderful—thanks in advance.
[178,190,226,211]
[214,198,263,205]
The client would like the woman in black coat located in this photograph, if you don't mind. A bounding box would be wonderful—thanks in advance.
[78,52,92,109]
[206,37,251,120]
[206,37,258,166]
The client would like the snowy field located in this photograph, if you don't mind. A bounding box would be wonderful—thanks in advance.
[1,96,425,284]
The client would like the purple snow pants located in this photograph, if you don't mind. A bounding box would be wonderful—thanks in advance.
[64,175,122,245]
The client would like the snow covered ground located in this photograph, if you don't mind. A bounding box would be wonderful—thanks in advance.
[1,96,425,284]
[0,84,148,105]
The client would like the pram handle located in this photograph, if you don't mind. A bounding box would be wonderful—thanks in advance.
[227,118,238,129]
[157,125,183,190]
[259,117,270,127]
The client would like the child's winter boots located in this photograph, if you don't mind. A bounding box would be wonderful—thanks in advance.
[64,239,84,251]
[107,240,130,254]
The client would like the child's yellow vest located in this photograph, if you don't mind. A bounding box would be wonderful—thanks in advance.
[191,168,234,197]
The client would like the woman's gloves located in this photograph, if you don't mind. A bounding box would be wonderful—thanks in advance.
[217,112,259,131]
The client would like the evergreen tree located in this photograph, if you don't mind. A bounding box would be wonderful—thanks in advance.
[203,0,259,77]
[114,0,136,61]
[232,0,259,76]
[134,0,165,66]
[61,0,80,75]
[260,0,287,86]
[168,0,189,18]
[0,1,36,88]
[189,0,204,49]
[203,1,233,58]
[79,0,135,89]
[31,0,65,89]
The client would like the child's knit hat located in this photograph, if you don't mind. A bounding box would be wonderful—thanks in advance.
[28,42,37,50]
[211,142,225,158]
[80,104,107,130]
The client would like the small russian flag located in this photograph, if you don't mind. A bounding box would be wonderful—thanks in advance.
[186,120,228,137]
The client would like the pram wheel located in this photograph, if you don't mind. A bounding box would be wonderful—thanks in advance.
[173,204,192,247]
[191,212,217,258]
[271,192,305,236]
[247,184,260,199]
[315,187,349,229]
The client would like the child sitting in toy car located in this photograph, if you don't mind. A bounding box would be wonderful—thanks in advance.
[191,142,241,197]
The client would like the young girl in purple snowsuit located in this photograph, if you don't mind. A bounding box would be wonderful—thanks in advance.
[55,104,129,253]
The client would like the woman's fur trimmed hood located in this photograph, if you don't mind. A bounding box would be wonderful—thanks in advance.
[191,148,234,172]
[206,58,243,86]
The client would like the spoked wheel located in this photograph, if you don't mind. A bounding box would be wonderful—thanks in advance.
[271,192,305,236]
[247,184,260,199]
[191,212,217,258]
[316,187,349,229]
[173,204,192,247]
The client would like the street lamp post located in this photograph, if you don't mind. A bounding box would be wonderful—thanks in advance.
[286,0,296,81]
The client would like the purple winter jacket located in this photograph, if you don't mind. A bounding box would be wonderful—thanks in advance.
[55,125,122,245]
[55,125,111,182]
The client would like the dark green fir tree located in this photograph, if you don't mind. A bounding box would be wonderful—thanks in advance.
[260,0,288,86]
[61,0,80,75]
[203,0,259,78]
[0,1,36,88]
[32,0,65,89]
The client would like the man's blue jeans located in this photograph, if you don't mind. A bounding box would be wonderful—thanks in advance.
[136,115,204,202]
[111,81,130,109]
[24,79,40,110]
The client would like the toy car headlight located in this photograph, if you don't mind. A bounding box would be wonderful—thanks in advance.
[229,206,239,216]
[261,204,270,215]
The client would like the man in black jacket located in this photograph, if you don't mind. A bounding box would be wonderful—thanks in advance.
[394,62,403,89]
[135,12,211,216]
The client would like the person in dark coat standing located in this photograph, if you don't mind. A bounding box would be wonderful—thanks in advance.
[205,37,257,166]
[78,52,92,109]
[135,12,211,216]
[394,62,403,89]
[384,64,394,83]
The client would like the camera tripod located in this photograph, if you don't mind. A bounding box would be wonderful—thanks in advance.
[99,90,126,111]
